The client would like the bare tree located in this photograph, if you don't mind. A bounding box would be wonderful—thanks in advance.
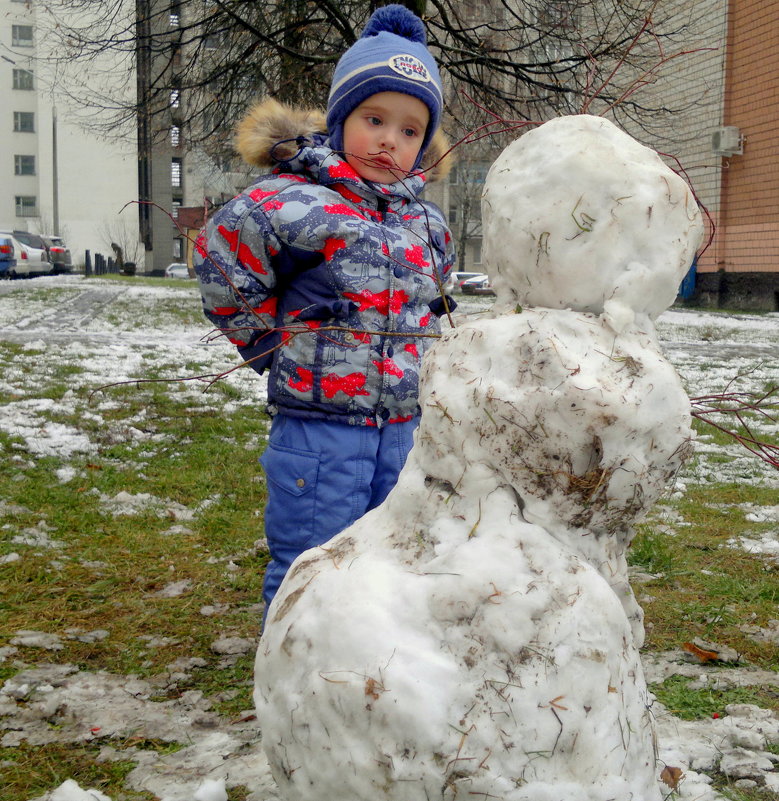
[98,214,145,268]
[41,0,706,155]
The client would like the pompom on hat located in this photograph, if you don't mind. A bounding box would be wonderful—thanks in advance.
[326,4,443,171]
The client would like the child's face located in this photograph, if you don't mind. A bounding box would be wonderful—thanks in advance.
[342,91,429,183]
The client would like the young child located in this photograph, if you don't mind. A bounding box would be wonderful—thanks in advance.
[194,4,456,614]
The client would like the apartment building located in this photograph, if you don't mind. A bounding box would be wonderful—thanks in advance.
[446,0,779,308]
[633,0,779,309]
[0,0,140,266]
[136,0,243,271]
[1,0,240,272]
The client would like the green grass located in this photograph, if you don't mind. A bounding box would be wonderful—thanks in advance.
[102,292,203,328]
[91,274,191,288]
[719,785,776,801]
[630,484,779,672]
[650,675,779,719]
[0,321,269,798]
[0,743,153,801]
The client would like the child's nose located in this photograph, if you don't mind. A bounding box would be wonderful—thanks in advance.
[379,129,397,149]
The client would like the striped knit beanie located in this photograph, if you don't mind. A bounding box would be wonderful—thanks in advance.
[326,4,443,170]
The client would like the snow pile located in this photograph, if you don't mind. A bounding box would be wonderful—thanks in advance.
[656,700,779,796]
[254,116,705,800]
[33,779,111,801]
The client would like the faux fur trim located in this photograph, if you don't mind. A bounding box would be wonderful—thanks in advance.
[234,97,453,183]
[234,98,326,169]
[421,127,453,183]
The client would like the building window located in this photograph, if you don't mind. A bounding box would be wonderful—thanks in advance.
[12,25,34,47]
[466,162,490,184]
[13,111,35,132]
[472,240,482,265]
[14,155,36,175]
[170,89,180,108]
[171,157,182,187]
[170,125,181,147]
[448,205,458,224]
[450,162,490,186]
[539,1,579,30]
[15,195,38,217]
[12,69,34,90]
[173,237,184,259]
[172,199,181,219]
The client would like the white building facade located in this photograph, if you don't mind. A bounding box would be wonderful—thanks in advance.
[0,0,142,268]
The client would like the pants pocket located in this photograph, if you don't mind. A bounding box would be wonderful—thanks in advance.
[261,441,321,561]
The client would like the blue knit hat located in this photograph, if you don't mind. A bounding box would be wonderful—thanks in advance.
[327,4,443,171]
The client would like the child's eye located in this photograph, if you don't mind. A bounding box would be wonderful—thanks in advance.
[368,116,382,126]
[403,128,418,137]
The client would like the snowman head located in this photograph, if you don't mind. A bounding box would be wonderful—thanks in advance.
[481,115,704,321]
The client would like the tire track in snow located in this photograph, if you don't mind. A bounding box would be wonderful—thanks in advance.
[0,286,129,343]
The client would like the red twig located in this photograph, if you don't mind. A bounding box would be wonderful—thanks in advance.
[580,13,654,114]
[657,151,716,260]
[690,384,779,470]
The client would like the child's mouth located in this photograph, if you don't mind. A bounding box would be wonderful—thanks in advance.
[368,154,396,169]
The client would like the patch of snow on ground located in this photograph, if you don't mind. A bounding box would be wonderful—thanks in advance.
[0,398,96,459]
[727,532,779,559]
[94,490,217,521]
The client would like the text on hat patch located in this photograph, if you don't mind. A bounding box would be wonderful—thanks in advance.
[388,54,432,83]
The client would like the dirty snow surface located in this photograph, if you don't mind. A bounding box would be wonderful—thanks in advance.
[0,276,777,801]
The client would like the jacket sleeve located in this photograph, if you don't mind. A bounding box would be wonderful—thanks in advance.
[426,211,458,317]
[439,224,457,280]
[194,198,284,373]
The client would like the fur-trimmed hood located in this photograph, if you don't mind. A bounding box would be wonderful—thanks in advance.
[234,97,453,183]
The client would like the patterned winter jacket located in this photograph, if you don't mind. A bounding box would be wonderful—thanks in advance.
[195,98,456,427]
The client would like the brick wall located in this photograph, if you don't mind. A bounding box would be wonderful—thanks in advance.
[714,0,779,274]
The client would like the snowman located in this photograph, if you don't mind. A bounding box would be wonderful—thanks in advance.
[254,115,704,800]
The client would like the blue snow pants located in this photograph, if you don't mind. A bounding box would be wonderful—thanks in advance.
[259,414,418,614]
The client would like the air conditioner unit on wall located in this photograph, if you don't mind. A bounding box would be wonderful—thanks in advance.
[711,126,743,157]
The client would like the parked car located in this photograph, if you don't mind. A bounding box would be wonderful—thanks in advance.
[460,273,495,296]
[164,262,191,279]
[445,271,484,293]
[41,235,73,274]
[0,235,16,278]
[0,231,49,278]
